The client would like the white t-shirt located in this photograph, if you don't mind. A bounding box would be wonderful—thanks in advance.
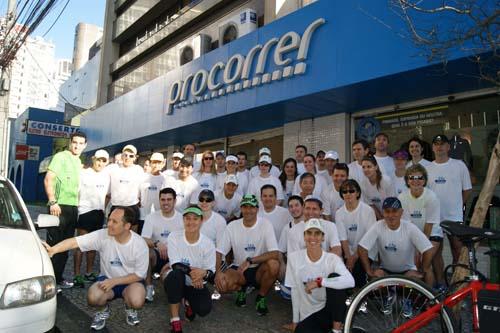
[257,205,292,242]
[348,161,366,184]
[236,170,250,195]
[374,155,395,176]
[217,217,279,267]
[336,201,377,255]
[361,174,396,211]
[359,219,433,272]
[250,165,281,179]
[214,190,242,220]
[78,168,110,215]
[278,218,301,253]
[162,169,178,178]
[141,210,184,244]
[285,250,354,323]
[192,172,217,199]
[76,229,149,279]
[215,171,227,192]
[139,173,167,219]
[426,159,472,222]
[106,164,145,206]
[406,159,432,169]
[164,176,200,211]
[287,219,341,254]
[317,169,332,186]
[399,188,442,237]
[293,173,328,198]
[167,230,215,286]
[296,162,306,175]
[248,175,285,201]
[391,174,407,196]
[200,211,227,249]
[283,180,295,206]
[321,185,344,220]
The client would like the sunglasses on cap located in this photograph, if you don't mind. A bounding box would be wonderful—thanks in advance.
[199,197,214,203]
[408,175,425,180]
[341,189,357,194]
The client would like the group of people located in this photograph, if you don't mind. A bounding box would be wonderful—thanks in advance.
[42,130,472,332]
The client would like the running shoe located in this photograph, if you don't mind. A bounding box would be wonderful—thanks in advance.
[90,305,110,331]
[145,285,155,302]
[73,275,85,288]
[211,289,221,300]
[125,307,140,326]
[57,279,74,290]
[381,294,395,315]
[184,300,196,321]
[402,299,413,318]
[170,319,183,333]
[85,272,98,282]
[255,295,268,316]
[235,290,247,307]
[278,285,292,301]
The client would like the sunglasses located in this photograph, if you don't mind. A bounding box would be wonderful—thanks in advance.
[199,198,214,203]
[409,175,425,180]
[203,157,214,160]
[341,189,357,194]
[123,153,135,158]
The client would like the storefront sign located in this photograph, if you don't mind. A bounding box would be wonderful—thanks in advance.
[28,146,40,161]
[27,120,80,138]
[166,17,326,114]
[15,145,29,160]
[378,106,448,129]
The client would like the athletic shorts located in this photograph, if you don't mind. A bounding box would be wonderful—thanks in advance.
[153,248,169,273]
[382,268,409,275]
[429,236,444,243]
[97,276,145,300]
[230,264,260,288]
[76,210,105,232]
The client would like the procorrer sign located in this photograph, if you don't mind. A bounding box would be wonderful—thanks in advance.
[167,18,325,114]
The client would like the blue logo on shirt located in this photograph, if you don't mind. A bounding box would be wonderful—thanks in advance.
[384,243,397,252]
[244,244,256,252]
[410,211,423,219]
[434,177,446,184]
[348,224,358,232]
[110,258,123,266]
[148,185,158,191]
[371,197,381,204]
[217,209,228,215]
[96,184,106,189]
[181,258,190,266]
[160,230,170,238]
[119,179,130,184]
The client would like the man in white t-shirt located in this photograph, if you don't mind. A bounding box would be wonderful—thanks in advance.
[258,184,292,241]
[215,151,226,175]
[322,150,339,186]
[315,150,329,183]
[236,151,250,194]
[295,145,307,175]
[373,133,395,176]
[214,174,242,221]
[427,134,472,265]
[215,194,280,316]
[182,143,201,172]
[74,150,110,288]
[163,152,183,178]
[164,157,200,211]
[248,155,284,204]
[106,144,145,229]
[321,163,348,221]
[249,147,281,178]
[358,198,434,287]
[348,139,369,184]
[215,154,240,194]
[141,188,183,302]
[43,207,148,330]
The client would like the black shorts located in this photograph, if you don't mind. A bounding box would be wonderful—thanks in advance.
[76,210,105,232]
[429,236,444,243]
[230,264,260,288]
[153,248,169,273]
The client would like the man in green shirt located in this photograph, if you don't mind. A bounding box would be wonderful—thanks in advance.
[44,131,87,289]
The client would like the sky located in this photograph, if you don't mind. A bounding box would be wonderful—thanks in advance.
[31,0,106,59]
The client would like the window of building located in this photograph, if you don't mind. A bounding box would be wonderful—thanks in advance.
[221,25,238,45]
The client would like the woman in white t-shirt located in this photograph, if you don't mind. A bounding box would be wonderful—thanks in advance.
[360,156,395,219]
[391,150,409,196]
[193,151,217,194]
[285,219,354,333]
[406,137,432,169]
[247,155,284,204]
[279,158,298,207]
[293,154,328,197]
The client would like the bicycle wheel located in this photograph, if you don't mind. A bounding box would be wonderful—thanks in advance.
[344,275,455,333]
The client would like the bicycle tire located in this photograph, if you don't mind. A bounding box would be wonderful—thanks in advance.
[344,275,455,333]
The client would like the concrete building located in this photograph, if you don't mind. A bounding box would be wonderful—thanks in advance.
[72,23,103,71]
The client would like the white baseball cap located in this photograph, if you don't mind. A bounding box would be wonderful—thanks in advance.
[259,155,272,164]
[226,155,238,163]
[325,150,339,160]
[225,174,239,185]
[94,149,109,160]
[122,144,137,155]
[259,147,271,155]
[150,152,165,162]
[172,152,184,159]
[304,218,324,233]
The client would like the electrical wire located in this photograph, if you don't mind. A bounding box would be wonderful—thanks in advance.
[41,0,70,37]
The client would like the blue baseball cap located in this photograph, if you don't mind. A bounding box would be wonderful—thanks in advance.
[382,197,402,209]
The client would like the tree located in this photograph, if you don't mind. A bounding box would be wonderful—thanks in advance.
[390,0,499,86]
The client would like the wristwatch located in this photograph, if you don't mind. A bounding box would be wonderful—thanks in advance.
[153,240,160,248]
[47,200,57,206]
[246,257,253,264]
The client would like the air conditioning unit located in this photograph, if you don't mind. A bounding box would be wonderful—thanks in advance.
[178,33,212,66]
[218,8,257,46]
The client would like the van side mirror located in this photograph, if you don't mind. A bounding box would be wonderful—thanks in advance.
[35,214,60,228]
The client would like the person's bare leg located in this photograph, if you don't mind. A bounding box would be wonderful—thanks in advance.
[86,250,96,274]
[146,249,157,286]
[255,259,280,296]
[87,282,114,307]
[122,283,145,309]
[74,229,87,276]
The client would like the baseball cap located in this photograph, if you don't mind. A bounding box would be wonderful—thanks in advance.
[94,149,109,160]
[304,218,324,233]
[432,134,449,144]
[122,144,137,155]
[150,152,165,162]
[198,189,215,201]
[172,152,184,159]
[240,194,258,207]
[259,155,272,164]
[225,174,239,185]
[382,197,402,209]
[216,151,225,158]
[325,150,339,160]
[392,150,409,160]
[226,155,238,163]
[183,205,203,217]
[259,147,271,155]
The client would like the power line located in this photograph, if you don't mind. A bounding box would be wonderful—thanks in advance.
[42,0,70,37]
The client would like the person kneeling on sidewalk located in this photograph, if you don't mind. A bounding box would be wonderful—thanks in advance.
[43,206,148,331]
[285,219,355,333]
[162,205,216,333]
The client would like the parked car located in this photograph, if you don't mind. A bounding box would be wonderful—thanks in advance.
[0,176,58,332]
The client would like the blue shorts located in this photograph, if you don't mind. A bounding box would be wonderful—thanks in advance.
[97,276,145,300]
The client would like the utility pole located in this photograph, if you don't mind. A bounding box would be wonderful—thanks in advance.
[0,0,16,177]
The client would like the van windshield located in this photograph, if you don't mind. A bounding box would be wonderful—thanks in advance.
[0,181,29,230]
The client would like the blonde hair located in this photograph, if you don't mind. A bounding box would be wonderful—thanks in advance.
[199,150,217,175]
